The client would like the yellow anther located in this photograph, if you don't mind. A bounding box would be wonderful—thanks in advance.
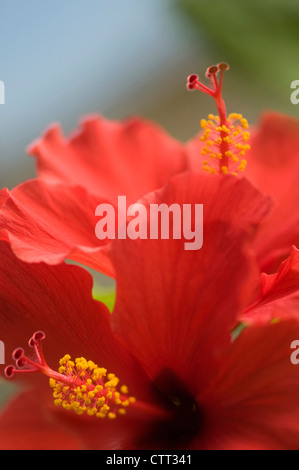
[59,354,71,366]
[238,159,247,172]
[49,378,56,388]
[200,111,250,175]
[228,113,242,120]
[222,125,230,134]
[120,386,128,396]
[221,166,228,175]
[216,125,230,134]
[49,354,134,421]
[199,129,211,142]
[97,397,106,407]
[105,377,119,388]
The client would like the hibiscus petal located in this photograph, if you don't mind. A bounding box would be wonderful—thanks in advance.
[28,115,187,205]
[0,389,82,450]
[246,112,299,272]
[110,172,271,395]
[185,132,205,173]
[199,320,299,449]
[0,386,155,450]
[0,181,114,277]
[0,189,9,209]
[241,246,299,324]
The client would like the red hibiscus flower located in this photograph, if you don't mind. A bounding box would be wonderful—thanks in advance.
[2,170,299,450]
[1,63,299,450]
[0,64,299,276]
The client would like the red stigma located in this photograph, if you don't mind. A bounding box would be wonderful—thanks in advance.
[186,62,230,124]
[5,330,48,378]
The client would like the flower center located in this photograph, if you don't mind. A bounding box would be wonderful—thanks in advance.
[136,368,204,449]
[5,331,135,419]
[187,63,250,175]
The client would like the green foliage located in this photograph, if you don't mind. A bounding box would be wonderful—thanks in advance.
[93,286,116,313]
[177,0,299,104]
[0,380,16,408]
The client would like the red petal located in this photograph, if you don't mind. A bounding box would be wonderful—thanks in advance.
[246,112,299,272]
[0,180,114,277]
[242,246,299,324]
[199,320,299,449]
[0,387,163,450]
[0,188,9,209]
[28,115,187,205]
[185,133,205,173]
[110,172,271,395]
[0,389,82,450]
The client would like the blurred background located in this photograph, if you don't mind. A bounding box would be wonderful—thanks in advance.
[1,0,299,190]
[1,0,299,405]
